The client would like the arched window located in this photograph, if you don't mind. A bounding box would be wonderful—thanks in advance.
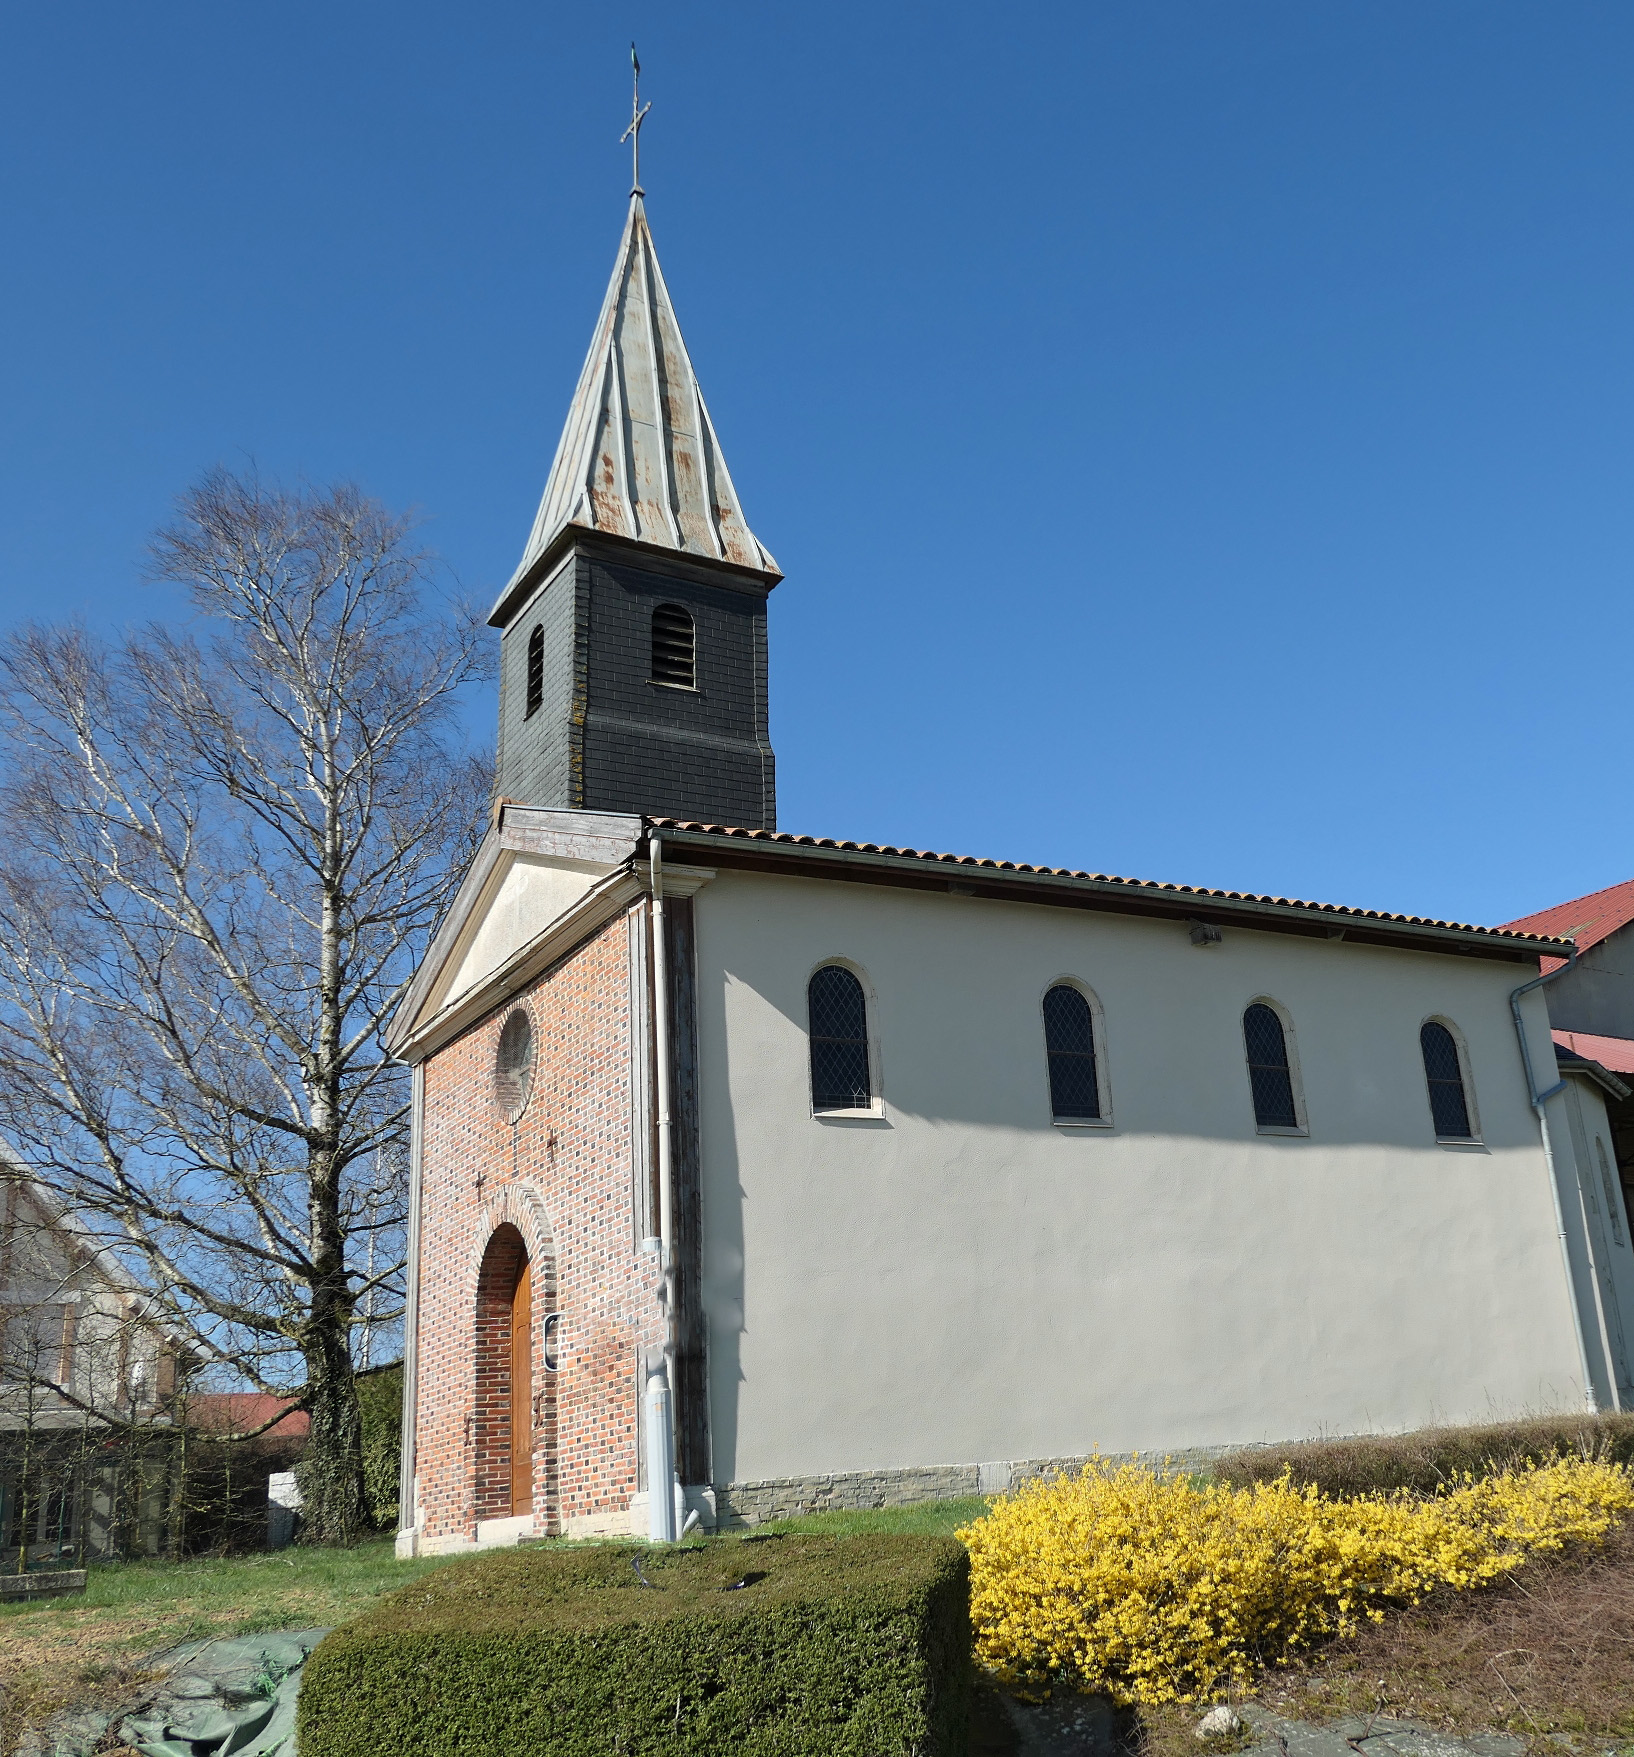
[1243,1003,1298,1130]
[650,603,696,688]
[1420,1022,1472,1140]
[525,624,544,717]
[1043,984,1101,1120]
[808,965,871,1112]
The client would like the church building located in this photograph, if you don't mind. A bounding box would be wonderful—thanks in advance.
[390,191,1634,1553]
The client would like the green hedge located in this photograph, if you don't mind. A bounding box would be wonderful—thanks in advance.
[1215,1411,1634,1499]
[298,1532,970,1757]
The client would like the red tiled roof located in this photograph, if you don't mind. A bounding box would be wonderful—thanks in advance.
[1501,877,1634,954]
[189,1392,310,1441]
[1554,1030,1634,1079]
[648,821,1570,946]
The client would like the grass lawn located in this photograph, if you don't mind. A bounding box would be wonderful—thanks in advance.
[0,1539,461,1753]
[751,1495,990,1539]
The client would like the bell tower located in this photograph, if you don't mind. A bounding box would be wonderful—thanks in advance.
[488,194,779,828]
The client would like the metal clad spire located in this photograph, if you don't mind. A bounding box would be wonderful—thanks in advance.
[495,76,778,618]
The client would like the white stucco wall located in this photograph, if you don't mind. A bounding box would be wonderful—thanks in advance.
[691,870,1591,1484]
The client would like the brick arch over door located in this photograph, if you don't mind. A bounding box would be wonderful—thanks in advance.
[470,1186,559,1532]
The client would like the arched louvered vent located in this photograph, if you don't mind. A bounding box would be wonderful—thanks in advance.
[650,603,696,688]
[525,625,544,717]
[495,1010,535,1117]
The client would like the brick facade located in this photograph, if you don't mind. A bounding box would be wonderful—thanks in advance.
[410,910,661,1544]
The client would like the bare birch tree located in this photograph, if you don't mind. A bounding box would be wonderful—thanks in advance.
[0,471,490,1543]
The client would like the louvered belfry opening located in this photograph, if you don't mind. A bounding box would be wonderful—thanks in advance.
[1420,1022,1473,1139]
[1243,1003,1298,1129]
[1043,985,1101,1120]
[808,966,871,1113]
[650,603,696,688]
[525,624,544,717]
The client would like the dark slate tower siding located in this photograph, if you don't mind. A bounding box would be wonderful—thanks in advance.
[496,539,776,828]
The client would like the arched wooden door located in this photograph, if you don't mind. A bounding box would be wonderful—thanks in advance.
[509,1256,532,1516]
[475,1224,546,1524]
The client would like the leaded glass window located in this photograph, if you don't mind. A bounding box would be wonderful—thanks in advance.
[1043,985,1101,1120]
[651,603,696,688]
[525,624,544,717]
[1244,1003,1298,1130]
[808,965,871,1113]
[1420,1022,1472,1139]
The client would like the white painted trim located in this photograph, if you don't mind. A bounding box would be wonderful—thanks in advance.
[643,863,716,900]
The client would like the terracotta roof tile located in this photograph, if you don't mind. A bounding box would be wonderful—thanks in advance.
[1553,1030,1634,1078]
[648,820,1570,946]
[1500,877,1634,954]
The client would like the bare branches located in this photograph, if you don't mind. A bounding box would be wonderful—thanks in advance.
[0,471,492,1541]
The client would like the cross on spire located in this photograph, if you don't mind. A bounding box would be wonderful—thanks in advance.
[620,42,652,196]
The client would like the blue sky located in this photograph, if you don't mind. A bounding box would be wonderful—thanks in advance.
[2,2,1630,927]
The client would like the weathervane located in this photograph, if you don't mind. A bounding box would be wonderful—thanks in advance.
[621,43,651,196]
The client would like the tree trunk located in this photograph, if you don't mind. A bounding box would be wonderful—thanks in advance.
[300,1297,365,1545]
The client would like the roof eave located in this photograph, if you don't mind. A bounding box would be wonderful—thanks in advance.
[1557,1052,1634,1103]
[645,826,1572,965]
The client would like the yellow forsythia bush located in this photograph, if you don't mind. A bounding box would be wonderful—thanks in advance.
[956,1454,1634,1706]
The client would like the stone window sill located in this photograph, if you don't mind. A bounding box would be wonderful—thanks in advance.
[813,1107,889,1126]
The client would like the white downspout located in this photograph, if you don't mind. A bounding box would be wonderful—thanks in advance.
[645,832,679,1541]
[395,1062,425,1556]
[1510,948,1597,1413]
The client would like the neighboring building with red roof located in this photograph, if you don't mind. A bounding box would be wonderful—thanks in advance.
[1503,878,1634,1301]
[188,1392,311,1444]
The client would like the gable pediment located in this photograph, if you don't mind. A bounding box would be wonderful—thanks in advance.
[389,808,642,1055]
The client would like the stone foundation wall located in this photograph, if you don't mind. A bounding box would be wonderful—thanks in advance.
[713,1446,1238,1528]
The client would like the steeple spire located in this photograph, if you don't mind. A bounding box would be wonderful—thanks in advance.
[494,196,779,622]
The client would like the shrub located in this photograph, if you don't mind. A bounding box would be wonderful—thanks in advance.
[1213,1412,1634,1499]
[957,1454,1634,1707]
[356,1363,403,1531]
[298,1532,970,1757]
